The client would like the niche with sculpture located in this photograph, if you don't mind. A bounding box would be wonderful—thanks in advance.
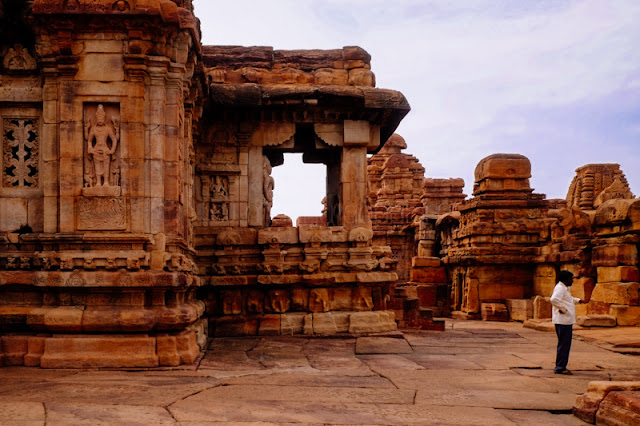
[82,103,121,196]
[200,174,230,223]
[78,103,126,231]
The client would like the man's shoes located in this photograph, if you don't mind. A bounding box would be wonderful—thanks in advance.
[554,369,573,375]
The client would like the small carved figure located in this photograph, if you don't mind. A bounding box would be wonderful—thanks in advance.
[222,290,242,315]
[3,45,37,71]
[267,290,290,313]
[211,176,228,198]
[352,287,374,311]
[85,105,119,187]
[309,288,330,313]
[247,290,264,313]
[263,156,274,226]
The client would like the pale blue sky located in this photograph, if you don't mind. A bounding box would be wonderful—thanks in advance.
[195,0,640,220]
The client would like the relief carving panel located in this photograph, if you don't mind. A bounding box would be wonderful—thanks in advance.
[77,197,126,230]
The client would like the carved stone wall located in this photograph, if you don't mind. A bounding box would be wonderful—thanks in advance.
[0,0,207,368]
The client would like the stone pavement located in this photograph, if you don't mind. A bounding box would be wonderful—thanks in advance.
[1,320,639,425]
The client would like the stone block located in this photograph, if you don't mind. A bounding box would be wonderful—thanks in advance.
[596,391,640,426]
[44,306,84,332]
[417,285,437,307]
[156,335,180,366]
[571,277,596,302]
[1,335,28,366]
[587,301,612,315]
[334,312,350,332]
[598,266,640,283]
[312,312,338,335]
[258,314,281,336]
[505,299,533,322]
[40,335,159,368]
[77,53,124,81]
[176,330,200,364]
[0,198,28,232]
[280,312,306,335]
[303,314,313,335]
[592,244,638,267]
[412,257,441,268]
[576,315,617,327]
[410,267,447,283]
[343,120,370,145]
[575,303,588,317]
[481,303,510,322]
[590,282,639,305]
[533,296,552,319]
[330,288,352,311]
[213,316,259,337]
[610,305,640,326]
[24,336,46,367]
[573,381,640,424]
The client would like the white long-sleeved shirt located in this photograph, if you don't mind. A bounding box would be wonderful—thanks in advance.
[550,282,580,325]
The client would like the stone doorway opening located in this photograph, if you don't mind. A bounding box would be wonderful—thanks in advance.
[264,124,342,227]
[271,153,326,224]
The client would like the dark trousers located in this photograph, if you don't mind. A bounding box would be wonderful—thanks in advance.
[555,324,573,371]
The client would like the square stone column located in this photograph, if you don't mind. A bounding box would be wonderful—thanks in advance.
[340,120,374,229]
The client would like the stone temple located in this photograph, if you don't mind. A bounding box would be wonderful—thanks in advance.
[0,1,638,370]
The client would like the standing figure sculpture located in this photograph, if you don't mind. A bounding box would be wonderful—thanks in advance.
[263,156,274,226]
[85,105,119,187]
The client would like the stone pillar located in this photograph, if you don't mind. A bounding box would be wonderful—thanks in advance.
[147,58,168,235]
[341,120,372,229]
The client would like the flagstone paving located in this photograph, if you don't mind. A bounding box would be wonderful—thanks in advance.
[1,319,639,425]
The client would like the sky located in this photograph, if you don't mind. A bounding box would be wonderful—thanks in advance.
[195,0,640,221]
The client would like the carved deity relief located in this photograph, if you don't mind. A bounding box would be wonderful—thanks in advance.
[2,45,37,72]
[263,156,274,226]
[201,174,230,222]
[3,118,39,188]
[83,104,120,191]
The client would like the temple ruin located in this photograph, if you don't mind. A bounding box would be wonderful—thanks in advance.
[1,1,638,369]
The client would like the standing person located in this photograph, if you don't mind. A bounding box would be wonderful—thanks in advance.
[550,270,584,375]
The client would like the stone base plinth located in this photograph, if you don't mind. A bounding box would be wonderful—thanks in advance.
[0,328,203,368]
[210,311,398,337]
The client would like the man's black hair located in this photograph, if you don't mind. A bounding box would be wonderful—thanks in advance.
[558,270,574,284]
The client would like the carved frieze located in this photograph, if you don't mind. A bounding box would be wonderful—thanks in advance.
[3,118,39,188]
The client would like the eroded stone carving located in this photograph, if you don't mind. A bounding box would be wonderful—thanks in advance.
[3,118,39,188]
[266,290,290,313]
[3,45,37,71]
[201,175,230,222]
[309,288,330,312]
[77,197,126,230]
[263,156,274,226]
[222,290,242,315]
[84,104,120,190]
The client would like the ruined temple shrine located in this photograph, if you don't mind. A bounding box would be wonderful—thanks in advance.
[1,1,639,370]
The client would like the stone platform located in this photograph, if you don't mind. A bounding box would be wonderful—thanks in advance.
[1,319,639,424]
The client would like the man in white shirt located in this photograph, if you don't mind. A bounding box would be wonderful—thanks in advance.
[550,270,584,375]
